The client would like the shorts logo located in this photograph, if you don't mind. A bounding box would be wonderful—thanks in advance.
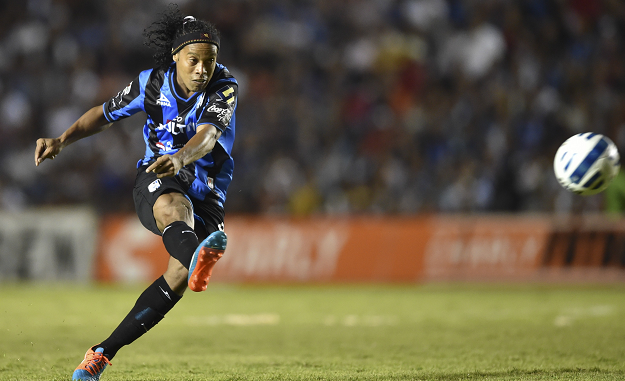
[157,93,171,107]
[148,179,162,193]
[207,177,214,189]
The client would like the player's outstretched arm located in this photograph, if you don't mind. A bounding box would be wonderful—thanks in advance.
[146,124,222,178]
[35,105,112,166]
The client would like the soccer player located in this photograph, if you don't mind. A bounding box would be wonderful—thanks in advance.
[34,7,238,381]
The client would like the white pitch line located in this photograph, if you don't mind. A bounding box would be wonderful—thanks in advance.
[183,313,280,326]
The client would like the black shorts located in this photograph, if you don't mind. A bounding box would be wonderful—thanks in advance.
[133,165,225,241]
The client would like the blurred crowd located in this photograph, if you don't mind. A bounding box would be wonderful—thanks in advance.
[1,0,625,215]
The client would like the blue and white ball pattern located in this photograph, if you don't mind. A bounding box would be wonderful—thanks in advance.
[554,133,620,196]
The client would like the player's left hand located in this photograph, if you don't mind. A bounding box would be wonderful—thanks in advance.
[146,154,183,178]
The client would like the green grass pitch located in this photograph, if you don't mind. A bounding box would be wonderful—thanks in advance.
[0,283,624,380]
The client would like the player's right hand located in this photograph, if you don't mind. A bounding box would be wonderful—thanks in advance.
[34,138,63,166]
[145,154,183,178]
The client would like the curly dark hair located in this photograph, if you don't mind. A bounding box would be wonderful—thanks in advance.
[143,4,221,69]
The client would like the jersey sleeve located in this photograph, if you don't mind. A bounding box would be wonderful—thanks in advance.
[102,70,150,122]
[197,83,238,132]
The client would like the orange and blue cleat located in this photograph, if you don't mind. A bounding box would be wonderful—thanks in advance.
[72,346,111,381]
[188,230,227,292]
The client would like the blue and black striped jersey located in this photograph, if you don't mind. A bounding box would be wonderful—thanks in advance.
[102,62,238,207]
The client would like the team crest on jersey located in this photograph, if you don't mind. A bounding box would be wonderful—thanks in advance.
[157,93,171,107]
[216,86,235,105]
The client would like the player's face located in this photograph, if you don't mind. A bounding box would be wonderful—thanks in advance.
[173,43,218,98]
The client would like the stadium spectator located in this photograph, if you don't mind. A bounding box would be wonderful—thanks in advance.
[1,0,624,215]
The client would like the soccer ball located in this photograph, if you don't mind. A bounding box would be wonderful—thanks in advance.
[553,133,620,196]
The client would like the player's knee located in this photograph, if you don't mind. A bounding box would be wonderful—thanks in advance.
[153,193,193,231]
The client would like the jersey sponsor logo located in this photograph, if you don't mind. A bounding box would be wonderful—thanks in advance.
[156,141,174,151]
[206,103,233,125]
[157,93,171,107]
[156,116,196,135]
[148,179,162,193]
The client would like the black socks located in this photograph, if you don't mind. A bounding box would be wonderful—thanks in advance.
[97,222,198,360]
[98,276,181,360]
[162,221,200,269]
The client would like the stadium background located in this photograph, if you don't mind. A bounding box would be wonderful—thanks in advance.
[0,0,624,284]
[1,2,625,380]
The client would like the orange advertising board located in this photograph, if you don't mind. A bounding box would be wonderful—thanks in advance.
[95,215,170,283]
[95,214,625,283]
[423,215,551,281]
[96,215,434,283]
[215,216,432,282]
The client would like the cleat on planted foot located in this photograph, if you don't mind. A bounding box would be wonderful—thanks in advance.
[72,346,111,381]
